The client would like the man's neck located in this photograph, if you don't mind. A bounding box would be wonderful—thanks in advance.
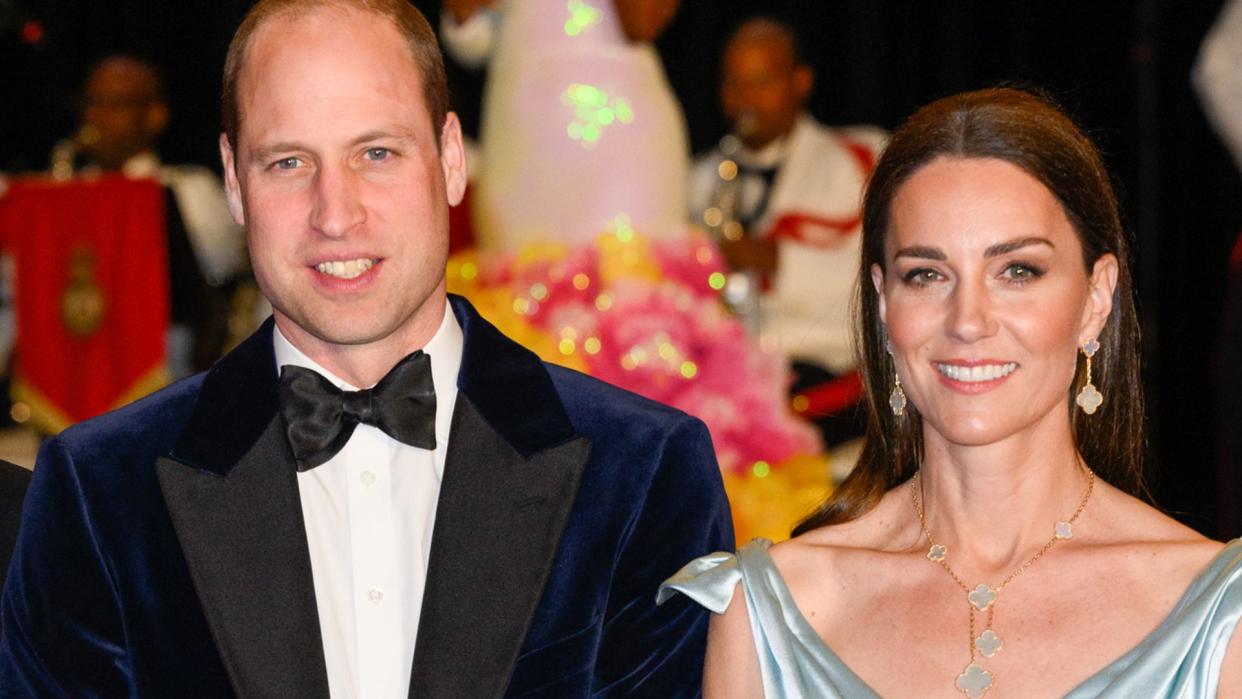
[737,121,800,168]
[273,294,449,388]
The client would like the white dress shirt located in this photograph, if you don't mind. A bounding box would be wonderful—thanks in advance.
[273,304,463,699]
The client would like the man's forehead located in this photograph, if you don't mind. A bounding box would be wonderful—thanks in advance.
[233,5,430,149]
[726,37,796,69]
[240,4,414,85]
[89,62,158,93]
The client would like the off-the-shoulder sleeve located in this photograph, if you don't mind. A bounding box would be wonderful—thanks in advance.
[1068,539,1242,697]
[659,540,778,613]
[656,550,742,613]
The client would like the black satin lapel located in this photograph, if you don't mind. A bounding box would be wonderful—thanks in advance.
[157,417,329,698]
[409,396,591,699]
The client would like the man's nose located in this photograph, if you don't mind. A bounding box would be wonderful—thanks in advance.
[947,279,998,343]
[309,165,366,238]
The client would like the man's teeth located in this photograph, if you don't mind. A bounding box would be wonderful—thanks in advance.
[315,258,375,279]
[935,362,1018,382]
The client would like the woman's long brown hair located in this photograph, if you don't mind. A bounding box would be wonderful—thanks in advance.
[793,88,1147,536]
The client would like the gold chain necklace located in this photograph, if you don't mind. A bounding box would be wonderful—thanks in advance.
[909,468,1094,699]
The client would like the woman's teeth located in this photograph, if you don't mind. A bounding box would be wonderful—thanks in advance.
[315,258,375,279]
[935,362,1018,382]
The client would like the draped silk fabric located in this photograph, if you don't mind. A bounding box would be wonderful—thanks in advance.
[659,538,1242,698]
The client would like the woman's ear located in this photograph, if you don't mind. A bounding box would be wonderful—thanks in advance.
[1079,253,1119,344]
[871,263,888,325]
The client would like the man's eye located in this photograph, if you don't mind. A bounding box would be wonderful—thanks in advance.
[273,157,301,170]
[365,147,391,161]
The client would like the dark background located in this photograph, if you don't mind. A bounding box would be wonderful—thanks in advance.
[1,1,1239,537]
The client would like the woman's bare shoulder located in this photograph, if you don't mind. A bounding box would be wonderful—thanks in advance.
[767,487,922,617]
[1076,481,1226,600]
[1087,481,1223,554]
[773,487,916,562]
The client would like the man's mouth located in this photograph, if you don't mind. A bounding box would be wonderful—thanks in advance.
[315,258,376,280]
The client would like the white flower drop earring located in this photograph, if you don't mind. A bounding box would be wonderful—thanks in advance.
[1075,338,1102,415]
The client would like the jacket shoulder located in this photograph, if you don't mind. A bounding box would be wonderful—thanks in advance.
[53,373,204,465]
[545,363,697,431]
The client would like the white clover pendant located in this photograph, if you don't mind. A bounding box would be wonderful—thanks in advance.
[956,662,994,699]
[1076,384,1103,414]
[975,629,1003,658]
[928,544,947,562]
[1055,521,1073,539]
[968,584,997,611]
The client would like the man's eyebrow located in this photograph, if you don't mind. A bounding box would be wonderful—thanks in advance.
[893,245,946,261]
[348,128,418,147]
[984,236,1055,258]
[246,129,420,164]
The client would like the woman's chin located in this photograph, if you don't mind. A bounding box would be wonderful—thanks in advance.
[923,412,1031,448]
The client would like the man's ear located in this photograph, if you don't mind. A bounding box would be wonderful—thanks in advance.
[1079,253,1119,345]
[871,262,887,325]
[145,101,170,139]
[793,65,815,104]
[439,112,467,207]
[218,132,245,226]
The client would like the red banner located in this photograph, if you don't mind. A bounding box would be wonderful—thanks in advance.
[0,175,169,433]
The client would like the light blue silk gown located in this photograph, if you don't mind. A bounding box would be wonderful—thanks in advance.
[658,538,1242,698]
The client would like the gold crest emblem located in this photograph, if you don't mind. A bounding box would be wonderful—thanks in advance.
[61,245,105,336]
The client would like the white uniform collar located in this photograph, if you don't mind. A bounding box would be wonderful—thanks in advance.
[120,151,162,179]
[735,113,813,169]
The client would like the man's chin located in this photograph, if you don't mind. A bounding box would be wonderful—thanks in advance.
[294,321,396,348]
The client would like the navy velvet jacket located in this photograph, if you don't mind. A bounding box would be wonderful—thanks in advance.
[0,296,733,697]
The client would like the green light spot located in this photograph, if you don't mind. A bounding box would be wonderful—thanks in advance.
[708,272,726,290]
[752,461,771,478]
[566,0,602,37]
[563,82,632,148]
[608,214,635,241]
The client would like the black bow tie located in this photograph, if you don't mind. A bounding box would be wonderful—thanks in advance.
[277,351,437,471]
[736,162,780,184]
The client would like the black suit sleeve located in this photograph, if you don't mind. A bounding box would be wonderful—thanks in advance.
[593,415,733,697]
[0,439,132,697]
[0,459,31,588]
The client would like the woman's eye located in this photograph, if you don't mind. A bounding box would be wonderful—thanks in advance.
[902,268,941,285]
[1003,263,1045,282]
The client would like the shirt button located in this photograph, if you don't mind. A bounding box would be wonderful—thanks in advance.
[360,470,376,486]
[367,588,384,604]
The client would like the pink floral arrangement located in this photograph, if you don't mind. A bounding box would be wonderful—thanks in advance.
[448,228,821,476]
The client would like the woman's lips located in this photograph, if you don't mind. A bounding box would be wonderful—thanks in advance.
[932,360,1018,393]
